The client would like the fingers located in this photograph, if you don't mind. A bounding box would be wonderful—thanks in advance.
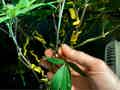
[40,49,54,70]
[44,44,107,76]
[59,44,106,70]
[44,49,60,77]
[47,72,54,80]
[44,48,54,57]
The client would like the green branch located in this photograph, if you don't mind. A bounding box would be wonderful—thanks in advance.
[74,25,120,48]
[56,0,66,51]
[79,3,89,28]
[2,0,6,6]
[6,20,40,83]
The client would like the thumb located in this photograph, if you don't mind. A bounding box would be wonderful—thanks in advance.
[59,44,105,70]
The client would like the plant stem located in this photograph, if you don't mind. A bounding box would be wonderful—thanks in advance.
[74,25,120,48]
[52,13,58,32]
[56,0,66,51]
[0,27,9,34]
[79,3,89,28]
[6,20,40,83]
[2,0,6,6]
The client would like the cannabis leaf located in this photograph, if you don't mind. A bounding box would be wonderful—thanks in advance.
[0,0,59,23]
[50,64,72,90]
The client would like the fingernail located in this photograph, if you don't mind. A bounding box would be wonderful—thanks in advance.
[58,47,62,55]
[62,44,70,49]
[62,44,67,48]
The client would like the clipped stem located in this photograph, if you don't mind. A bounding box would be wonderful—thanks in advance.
[6,20,40,83]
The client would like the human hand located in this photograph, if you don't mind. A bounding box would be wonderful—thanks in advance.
[44,44,120,90]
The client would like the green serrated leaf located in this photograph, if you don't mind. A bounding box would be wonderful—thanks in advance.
[46,57,65,65]
[69,62,87,77]
[50,64,72,90]
[16,3,46,15]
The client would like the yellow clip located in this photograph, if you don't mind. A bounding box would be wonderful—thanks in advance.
[70,30,82,45]
[69,8,77,20]
[30,51,40,63]
[23,36,30,56]
[33,31,47,45]
[66,1,74,5]
[41,78,48,82]
[59,28,65,37]
[34,36,46,45]
[31,64,42,74]
[73,18,80,26]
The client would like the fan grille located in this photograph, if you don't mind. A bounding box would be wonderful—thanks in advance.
[105,40,120,78]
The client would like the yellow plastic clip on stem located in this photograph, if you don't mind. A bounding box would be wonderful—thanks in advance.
[69,8,77,20]
[70,30,81,45]
[33,31,47,45]
[73,17,80,26]
[23,36,30,56]
[31,64,44,76]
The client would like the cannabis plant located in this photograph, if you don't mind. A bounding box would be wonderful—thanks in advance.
[0,0,120,89]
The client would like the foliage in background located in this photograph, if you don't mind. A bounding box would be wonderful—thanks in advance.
[0,0,120,89]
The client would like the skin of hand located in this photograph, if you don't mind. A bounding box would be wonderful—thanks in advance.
[44,44,120,90]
